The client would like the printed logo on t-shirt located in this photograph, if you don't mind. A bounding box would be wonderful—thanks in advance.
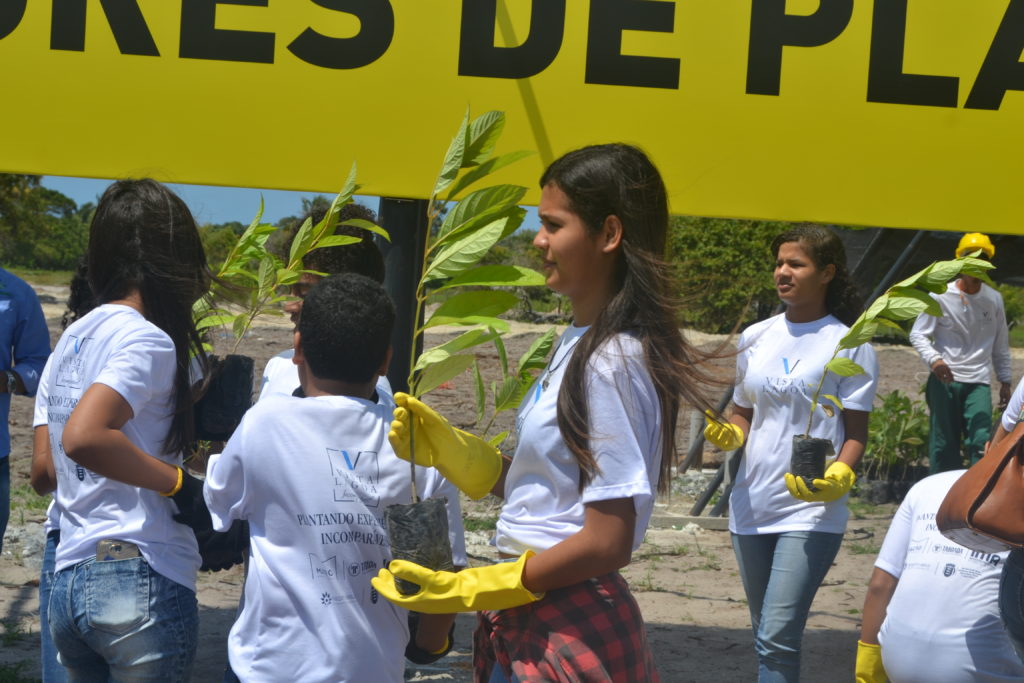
[782,358,801,374]
[310,554,338,580]
[55,335,93,389]
[327,448,380,507]
[969,549,1002,567]
[943,563,956,577]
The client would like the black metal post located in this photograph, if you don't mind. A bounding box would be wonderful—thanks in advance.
[377,197,430,394]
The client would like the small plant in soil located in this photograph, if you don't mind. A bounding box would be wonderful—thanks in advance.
[792,253,994,481]
[386,109,551,592]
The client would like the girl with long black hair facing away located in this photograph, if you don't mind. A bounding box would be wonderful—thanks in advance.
[705,225,879,682]
[372,143,720,681]
[44,179,211,681]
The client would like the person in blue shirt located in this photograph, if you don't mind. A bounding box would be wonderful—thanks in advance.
[0,266,50,553]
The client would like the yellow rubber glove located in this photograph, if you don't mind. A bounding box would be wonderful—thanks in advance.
[784,461,856,503]
[371,551,542,614]
[388,393,502,500]
[855,641,887,683]
[703,410,744,450]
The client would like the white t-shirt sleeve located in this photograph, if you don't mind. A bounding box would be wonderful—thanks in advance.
[837,342,879,412]
[875,486,916,579]
[204,431,250,532]
[1002,377,1024,431]
[580,342,659,510]
[732,328,753,409]
[909,309,942,368]
[32,356,52,428]
[94,327,176,418]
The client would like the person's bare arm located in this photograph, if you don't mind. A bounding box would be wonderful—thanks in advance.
[521,497,635,593]
[489,454,512,498]
[838,409,869,470]
[30,425,56,495]
[731,405,753,438]
[860,567,898,644]
[62,383,179,493]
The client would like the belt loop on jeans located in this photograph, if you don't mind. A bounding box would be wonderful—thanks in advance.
[96,539,141,561]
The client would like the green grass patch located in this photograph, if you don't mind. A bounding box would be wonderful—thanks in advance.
[0,660,35,683]
[848,542,882,556]
[9,484,50,526]
[1011,326,1024,349]
[463,515,498,532]
[7,269,74,287]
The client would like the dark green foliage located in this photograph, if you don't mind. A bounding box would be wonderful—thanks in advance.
[998,283,1024,327]
[863,390,929,480]
[0,173,89,269]
[667,216,789,333]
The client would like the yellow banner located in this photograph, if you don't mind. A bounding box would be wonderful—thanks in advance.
[1,1,1023,233]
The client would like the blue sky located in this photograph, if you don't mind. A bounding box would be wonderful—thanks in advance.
[41,176,540,231]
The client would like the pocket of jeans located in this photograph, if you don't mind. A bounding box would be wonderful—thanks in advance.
[84,557,150,635]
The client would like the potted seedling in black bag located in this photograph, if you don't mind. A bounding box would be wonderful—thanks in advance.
[791,253,994,486]
[383,110,555,593]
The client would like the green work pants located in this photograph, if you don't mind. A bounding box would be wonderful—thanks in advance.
[925,374,992,473]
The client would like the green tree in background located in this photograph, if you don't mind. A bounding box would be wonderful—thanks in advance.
[668,216,788,333]
[0,174,88,269]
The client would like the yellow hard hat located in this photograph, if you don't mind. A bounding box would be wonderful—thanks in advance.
[955,232,995,259]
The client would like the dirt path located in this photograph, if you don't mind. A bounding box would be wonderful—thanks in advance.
[3,289,1023,681]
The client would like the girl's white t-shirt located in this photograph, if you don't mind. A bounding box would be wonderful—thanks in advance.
[47,304,201,590]
[496,325,661,556]
[32,356,61,536]
[730,313,879,535]
[876,470,1024,682]
[205,392,467,683]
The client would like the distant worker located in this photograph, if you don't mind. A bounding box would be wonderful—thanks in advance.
[909,233,1011,473]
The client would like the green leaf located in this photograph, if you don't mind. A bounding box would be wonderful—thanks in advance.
[517,327,557,375]
[340,218,391,242]
[902,437,924,446]
[487,431,510,448]
[231,313,249,340]
[339,162,359,200]
[862,295,888,321]
[874,317,906,336]
[427,212,522,279]
[493,334,509,377]
[413,328,499,372]
[437,185,527,241]
[919,260,963,292]
[838,319,877,349]
[464,110,505,166]
[195,313,235,331]
[435,265,546,292]
[257,255,277,297]
[445,150,533,200]
[413,353,475,397]
[424,291,518,329]
[433,110,470,198]
[822,394,844,411]
[493,375,524,413]
[884,287,941,320]
[822,404,835,418]
[825,357,866,377]
[288,217,315,268]
[276,268,301,286]
[473,361,486,424]
[312,235,361,249]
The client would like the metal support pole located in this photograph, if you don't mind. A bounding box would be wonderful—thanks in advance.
[678,387,734,474]
[377,197,430,395]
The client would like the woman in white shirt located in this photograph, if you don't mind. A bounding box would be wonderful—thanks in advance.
[44,180,212,681]
[713,225,878,682]
[373,143,721,681]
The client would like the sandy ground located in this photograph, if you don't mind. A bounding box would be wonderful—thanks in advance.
[2,286,1023,681]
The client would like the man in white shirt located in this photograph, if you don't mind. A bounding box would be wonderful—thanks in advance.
[909,233,1011,473]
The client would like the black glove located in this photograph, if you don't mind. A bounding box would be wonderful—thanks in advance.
[405,612,455,665]
[171,469,249,572]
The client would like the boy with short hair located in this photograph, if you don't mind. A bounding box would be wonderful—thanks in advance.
[204,274,460,682]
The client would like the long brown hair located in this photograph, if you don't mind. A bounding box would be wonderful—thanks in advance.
[541,144,719,493]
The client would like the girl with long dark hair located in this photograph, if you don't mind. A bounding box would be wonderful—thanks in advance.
[44,179,211,681]
[712,225,879,682]
[372,143,720,681]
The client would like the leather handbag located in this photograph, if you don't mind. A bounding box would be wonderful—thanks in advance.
[936,417,1024,554]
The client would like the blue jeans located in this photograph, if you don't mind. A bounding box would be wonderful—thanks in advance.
[732,531,843,683]
[40,530,68,683]
[0,456,9,555]
[1000,548,1024,664]
[49,556,198,682]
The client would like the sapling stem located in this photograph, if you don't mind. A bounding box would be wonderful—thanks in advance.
[805,347,841,436]
[409,420,419,503]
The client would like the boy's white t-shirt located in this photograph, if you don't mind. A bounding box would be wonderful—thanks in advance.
[258,349,393,405]
[32,356,60,535]
[876,470,1024,682]
[1001,376,1024,432]
[204,392,466,683]
[496,326,661,556]
[46,304,200,590]
[730,313,879,535]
